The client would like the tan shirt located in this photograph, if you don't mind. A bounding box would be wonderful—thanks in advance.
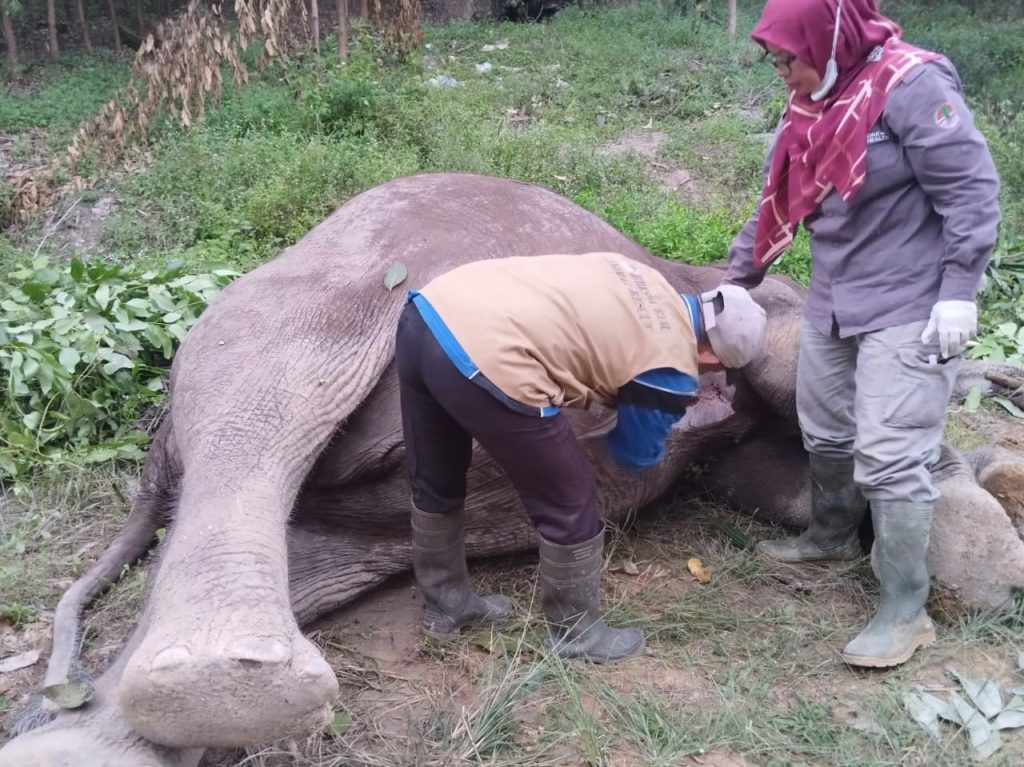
[418,253,699,410]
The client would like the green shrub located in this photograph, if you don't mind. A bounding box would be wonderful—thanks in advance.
[0,258,238,480]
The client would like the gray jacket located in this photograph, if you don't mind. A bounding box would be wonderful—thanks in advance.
[724,59,1001,338]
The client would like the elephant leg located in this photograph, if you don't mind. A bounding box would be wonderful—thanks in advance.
[117,474,339,748]
[965,446,1024,537]
[701,434,812,529]
[0,521,416,766]
[928,445,1024,611]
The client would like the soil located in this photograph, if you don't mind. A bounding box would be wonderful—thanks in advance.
[597,129,701,204]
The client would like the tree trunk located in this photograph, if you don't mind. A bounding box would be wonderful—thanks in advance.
[76,0,93,53]
[336,0,348,61]
[310,0,320,58]
[356,0,366,19]
[107,0,121,49]
[727,0,737,39]
[136,0,143,30]
[47,0,60,59]
[1,1,18,69]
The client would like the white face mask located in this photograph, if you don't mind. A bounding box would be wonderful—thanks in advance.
[810,0,845,102]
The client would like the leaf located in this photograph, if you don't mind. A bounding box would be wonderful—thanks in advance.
[687,557,711,583]
[41,680,95,709]
[325,710,351,738]
[1018,651,1024,672]
[993,697,1024,730]
[100,352,134,375]
[950,693,1002,758]
[58,347,81,374]
[383,261,408,292]
[0,650,41,674]
[620,558,639,576]
[948,668,1004,718]
[469,630,522,655]
[992,396,1024,419]
[963,386,983,412]
[903,692,944,741]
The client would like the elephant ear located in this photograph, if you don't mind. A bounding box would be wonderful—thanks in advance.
[384,261,408,292]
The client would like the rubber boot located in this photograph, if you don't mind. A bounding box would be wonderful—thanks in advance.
[841,500,935,668]
[757,454,866,563]
[539,526,645,663]
[412,505,515,639]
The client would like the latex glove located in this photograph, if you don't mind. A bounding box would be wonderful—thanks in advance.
[921,300,977,358]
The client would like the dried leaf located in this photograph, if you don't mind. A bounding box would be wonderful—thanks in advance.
[0,650,41,674]
[904,692,944,741]
[951,693,1002,758]
[687,557,711,583]
[620,559,639,576]
[41,680,95,709]
[948,668,1004,719]
[384,261,408,292]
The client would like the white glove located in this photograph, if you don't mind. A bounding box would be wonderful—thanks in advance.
[920,300,977,358]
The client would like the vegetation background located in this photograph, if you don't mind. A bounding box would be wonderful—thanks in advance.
[2,1,1024,765]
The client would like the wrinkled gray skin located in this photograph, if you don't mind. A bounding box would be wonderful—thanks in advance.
[3,173,1023,767]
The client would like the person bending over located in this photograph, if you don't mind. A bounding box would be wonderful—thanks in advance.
[396,252,767,663]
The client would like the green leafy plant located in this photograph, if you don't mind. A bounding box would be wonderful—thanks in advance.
[0,258,238,480]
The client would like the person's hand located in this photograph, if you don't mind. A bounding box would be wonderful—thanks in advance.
[921,300,977,358]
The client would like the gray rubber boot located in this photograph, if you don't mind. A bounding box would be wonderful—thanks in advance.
[841,500,935,668]
[757,454,866,563]
[539,526,645,663]
[412,505,515,639]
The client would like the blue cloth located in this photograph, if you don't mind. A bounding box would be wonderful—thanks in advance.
[607,368,697,469]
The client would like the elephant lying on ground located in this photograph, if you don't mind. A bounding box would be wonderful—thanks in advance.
[3,172,1024,767]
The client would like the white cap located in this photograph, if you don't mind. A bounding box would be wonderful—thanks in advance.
[699,285,767,369]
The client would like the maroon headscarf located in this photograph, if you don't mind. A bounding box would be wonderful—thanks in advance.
[751,0,940,267]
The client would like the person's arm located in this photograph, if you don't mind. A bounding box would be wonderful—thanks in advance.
[884,61,1000,301]
[607,369,697,469]
[723,124,783,289]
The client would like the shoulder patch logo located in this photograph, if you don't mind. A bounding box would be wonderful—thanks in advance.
[934,102,960,129]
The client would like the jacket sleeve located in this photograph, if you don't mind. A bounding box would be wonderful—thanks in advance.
[723,122,783,289]
[607,369,697,469]
[883,60,1001,302]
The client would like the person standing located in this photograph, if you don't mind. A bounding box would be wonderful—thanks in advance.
[724,0,1000,667]
[396,252,766,663]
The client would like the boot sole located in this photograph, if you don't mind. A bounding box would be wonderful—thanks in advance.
[840,629,936,669]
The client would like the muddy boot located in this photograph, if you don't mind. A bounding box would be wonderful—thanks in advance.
[539,526,645,663]
[841,501,935,668]
[412,505,515,639]
[757,454,866,563]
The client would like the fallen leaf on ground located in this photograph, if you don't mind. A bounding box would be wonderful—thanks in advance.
[0,650,41,674]
[326,710,351,738]
[41,680,94,709]
[687,557,711,583]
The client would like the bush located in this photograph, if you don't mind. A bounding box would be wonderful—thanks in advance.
[0,258,238,480]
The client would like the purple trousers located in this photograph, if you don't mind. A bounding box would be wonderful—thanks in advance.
[395,303,601,545]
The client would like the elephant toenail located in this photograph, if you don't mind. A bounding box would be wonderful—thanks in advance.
[225,638,290,665]
[150,646,191,671]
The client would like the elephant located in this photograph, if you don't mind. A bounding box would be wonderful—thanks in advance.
[2,172,1023,767]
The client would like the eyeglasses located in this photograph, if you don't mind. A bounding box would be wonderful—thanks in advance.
[762,50,796,77]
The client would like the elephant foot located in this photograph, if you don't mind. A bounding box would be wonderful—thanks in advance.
[975,459,1024,535]
[119,613,338,748]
